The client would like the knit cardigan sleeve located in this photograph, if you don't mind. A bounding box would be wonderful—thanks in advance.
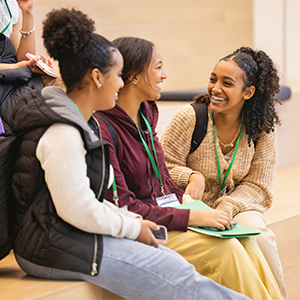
[161,104,202,191]
[214,130,277,217]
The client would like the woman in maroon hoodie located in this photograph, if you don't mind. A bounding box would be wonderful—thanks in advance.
[95,37,282,300]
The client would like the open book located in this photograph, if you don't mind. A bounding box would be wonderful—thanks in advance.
[177,200,260,238]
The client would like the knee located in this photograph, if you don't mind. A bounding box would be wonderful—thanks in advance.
[216,238,249,259]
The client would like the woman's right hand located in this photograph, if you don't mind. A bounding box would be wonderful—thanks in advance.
[136,220,159,248]
[188,209,233,230]
[185,173,205,200]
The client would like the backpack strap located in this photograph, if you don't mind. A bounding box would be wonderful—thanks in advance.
[189,102,208,154]
[95,114,119,155]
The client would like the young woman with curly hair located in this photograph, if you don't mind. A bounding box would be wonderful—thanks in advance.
[161,46,287,299]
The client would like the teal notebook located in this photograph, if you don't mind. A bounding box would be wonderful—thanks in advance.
[177,200,260,238]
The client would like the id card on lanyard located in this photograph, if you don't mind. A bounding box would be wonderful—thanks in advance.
[135,108,180,207]
[156,194,180,208]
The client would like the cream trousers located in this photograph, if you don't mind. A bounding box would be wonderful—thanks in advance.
[234,211,288,300]
[164,229,282,300]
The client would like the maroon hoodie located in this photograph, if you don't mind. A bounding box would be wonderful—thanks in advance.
[96,101,190,231]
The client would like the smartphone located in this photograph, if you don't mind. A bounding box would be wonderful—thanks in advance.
[150,225,168,243]
[26,53,59,78]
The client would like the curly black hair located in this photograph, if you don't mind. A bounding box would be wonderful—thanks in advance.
[42,8,117,92]
[195,46,281,144]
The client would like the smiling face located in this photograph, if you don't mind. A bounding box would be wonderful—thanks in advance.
[136,46,167,101]
[98,49,124,110]
[208,59,254,116]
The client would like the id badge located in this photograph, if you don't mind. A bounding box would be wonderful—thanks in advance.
[156,193,180,208]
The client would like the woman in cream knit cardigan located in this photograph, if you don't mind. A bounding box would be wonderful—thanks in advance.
[161,47,288,300]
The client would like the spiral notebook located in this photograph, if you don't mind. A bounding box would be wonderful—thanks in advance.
[177,200,260,238]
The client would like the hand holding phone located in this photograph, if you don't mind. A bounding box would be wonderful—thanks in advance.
[26,53,59,78]
[150,225,168,243]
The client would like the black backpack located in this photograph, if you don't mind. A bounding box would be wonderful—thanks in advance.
[94,113,119,154]
[0,132,23,259]
[0,131,40,260]
[189,102,208,154]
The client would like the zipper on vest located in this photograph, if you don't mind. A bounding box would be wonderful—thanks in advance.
[91,234,98,276]
[90,116,106,276]
[93,116,106,200]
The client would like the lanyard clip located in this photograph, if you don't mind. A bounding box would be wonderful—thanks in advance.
[112,178,119,207]
[219,185,228,197]
[114,196,119,208]
[160,183,166,196]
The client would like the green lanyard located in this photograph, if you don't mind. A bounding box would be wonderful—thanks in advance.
[210,110,243,196]
[68,97,93,130]
[133,109,165,195]
[1,0,12,34]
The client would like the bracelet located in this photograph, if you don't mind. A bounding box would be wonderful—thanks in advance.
[19,27,35,38]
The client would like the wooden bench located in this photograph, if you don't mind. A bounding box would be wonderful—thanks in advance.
[266,164,300,300]
[1,165,299,299]
[0,251,125,300]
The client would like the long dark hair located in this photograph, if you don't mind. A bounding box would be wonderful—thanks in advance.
[42,8,117,93]
[113,37,154,85]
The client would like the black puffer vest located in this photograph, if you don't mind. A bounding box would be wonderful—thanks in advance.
[11,89,110,275]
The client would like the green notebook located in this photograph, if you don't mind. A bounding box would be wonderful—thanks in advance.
[177,200,260,238]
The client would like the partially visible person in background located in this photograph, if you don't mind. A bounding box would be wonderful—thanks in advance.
[0,0,54,136]
[0,30,55,135]
[1,0,35,63]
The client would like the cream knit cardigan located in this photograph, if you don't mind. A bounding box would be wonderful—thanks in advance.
[161,104,277,218]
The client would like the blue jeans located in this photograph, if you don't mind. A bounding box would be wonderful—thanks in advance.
[16,235,250,300]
